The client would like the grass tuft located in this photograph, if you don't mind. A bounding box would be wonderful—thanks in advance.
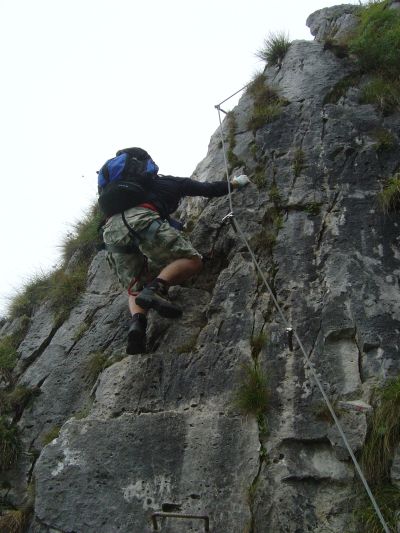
[0,386,40,421]
[361,77,400,115]
[305,203,321,216]
[84,352,113,386]
[61,204,103,265]
[0,337,18,384]
[225,112,245,173]
[246,74,287,132]
[0,507,31,533]
[247,102,283,132]
[251,331,268,359]
[8,263,88,324]
[0,416,21,471]
[370,128,397,152]
[323,73,362,105]
[7,272,50,320]
[378,173,400,214]
[256,31,291,67]
[7,204,101,322]
[355,483,400,533]
[42,425,61,446]
[269,184,282,205]
[176,335,198,354]
[362,375,400,484]
[234,363,269,416]
[253,170,267,190]
[292,148,305,177]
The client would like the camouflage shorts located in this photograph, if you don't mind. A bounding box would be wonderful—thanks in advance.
[102,206,201,292]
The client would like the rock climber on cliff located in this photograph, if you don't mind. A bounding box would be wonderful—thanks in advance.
[97,147,250,355]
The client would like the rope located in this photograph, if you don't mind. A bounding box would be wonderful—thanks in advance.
[215,95,390,533]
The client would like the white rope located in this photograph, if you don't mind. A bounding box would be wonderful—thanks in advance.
[215,92,390,533]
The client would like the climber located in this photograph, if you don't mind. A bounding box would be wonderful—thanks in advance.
[98,147,250,355]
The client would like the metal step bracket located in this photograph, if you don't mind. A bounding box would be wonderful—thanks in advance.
[151,512,210,532]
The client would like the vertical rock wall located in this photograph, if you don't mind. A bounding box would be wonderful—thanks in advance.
[1,4,400,532]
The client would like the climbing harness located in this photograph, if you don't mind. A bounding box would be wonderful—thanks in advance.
[215,86,390,533]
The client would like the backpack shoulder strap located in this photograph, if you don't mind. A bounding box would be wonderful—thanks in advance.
[102,162,110,184]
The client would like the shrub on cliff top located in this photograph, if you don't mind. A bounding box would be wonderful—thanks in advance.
[349,1,400,78]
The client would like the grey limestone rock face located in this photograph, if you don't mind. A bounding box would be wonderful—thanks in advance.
[4,3,400,532]
[17,303,57,366]
[35,412,259,533]
[271,40,355,103]
[306,4,360,44]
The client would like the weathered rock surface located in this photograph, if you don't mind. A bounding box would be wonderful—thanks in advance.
[1,4,400,532]
[306,4,359,44]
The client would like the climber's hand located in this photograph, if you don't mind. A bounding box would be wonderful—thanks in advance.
[231,174,251,190]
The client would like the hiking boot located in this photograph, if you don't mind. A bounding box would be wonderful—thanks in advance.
[135,279,182,319]
[126,314,147,355]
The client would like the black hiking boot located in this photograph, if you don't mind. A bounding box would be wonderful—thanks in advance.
[126,314,147,355]
[135,279,182,319]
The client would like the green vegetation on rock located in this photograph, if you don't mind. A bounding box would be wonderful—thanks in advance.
[234,362,269,417]
[8,204,102,322]
[246,73,288,132]
[42,425,61,446]
[371,127,397,152]
[251,331,268,359]
[84,352,114,386]
[350,1,400,78]
[292,148,305,178]
[256,31,291,67]
[323,73,362,105]
[378,172,400,213]
[0,386,40,420]
[0,416,21,471]
[225,111,245,173]
[355,375,400,532]
[0,507,32,533]
[360,77,400,115]
[355,483,400,533]
[0,336,18,384]
[362,375,400,483]
[348,0,400,115]
[61,204,103,265]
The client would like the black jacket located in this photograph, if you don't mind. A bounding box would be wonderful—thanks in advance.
[148,175,229,216]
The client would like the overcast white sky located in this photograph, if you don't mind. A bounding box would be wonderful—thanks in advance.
[0,0,359,316]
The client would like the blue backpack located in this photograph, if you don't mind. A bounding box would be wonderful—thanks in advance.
[97,147,159,216]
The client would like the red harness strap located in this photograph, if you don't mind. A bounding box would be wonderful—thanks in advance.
[138,202,158,213]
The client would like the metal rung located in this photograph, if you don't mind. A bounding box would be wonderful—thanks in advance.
[222,211,234,223]
[151,512,210,532]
